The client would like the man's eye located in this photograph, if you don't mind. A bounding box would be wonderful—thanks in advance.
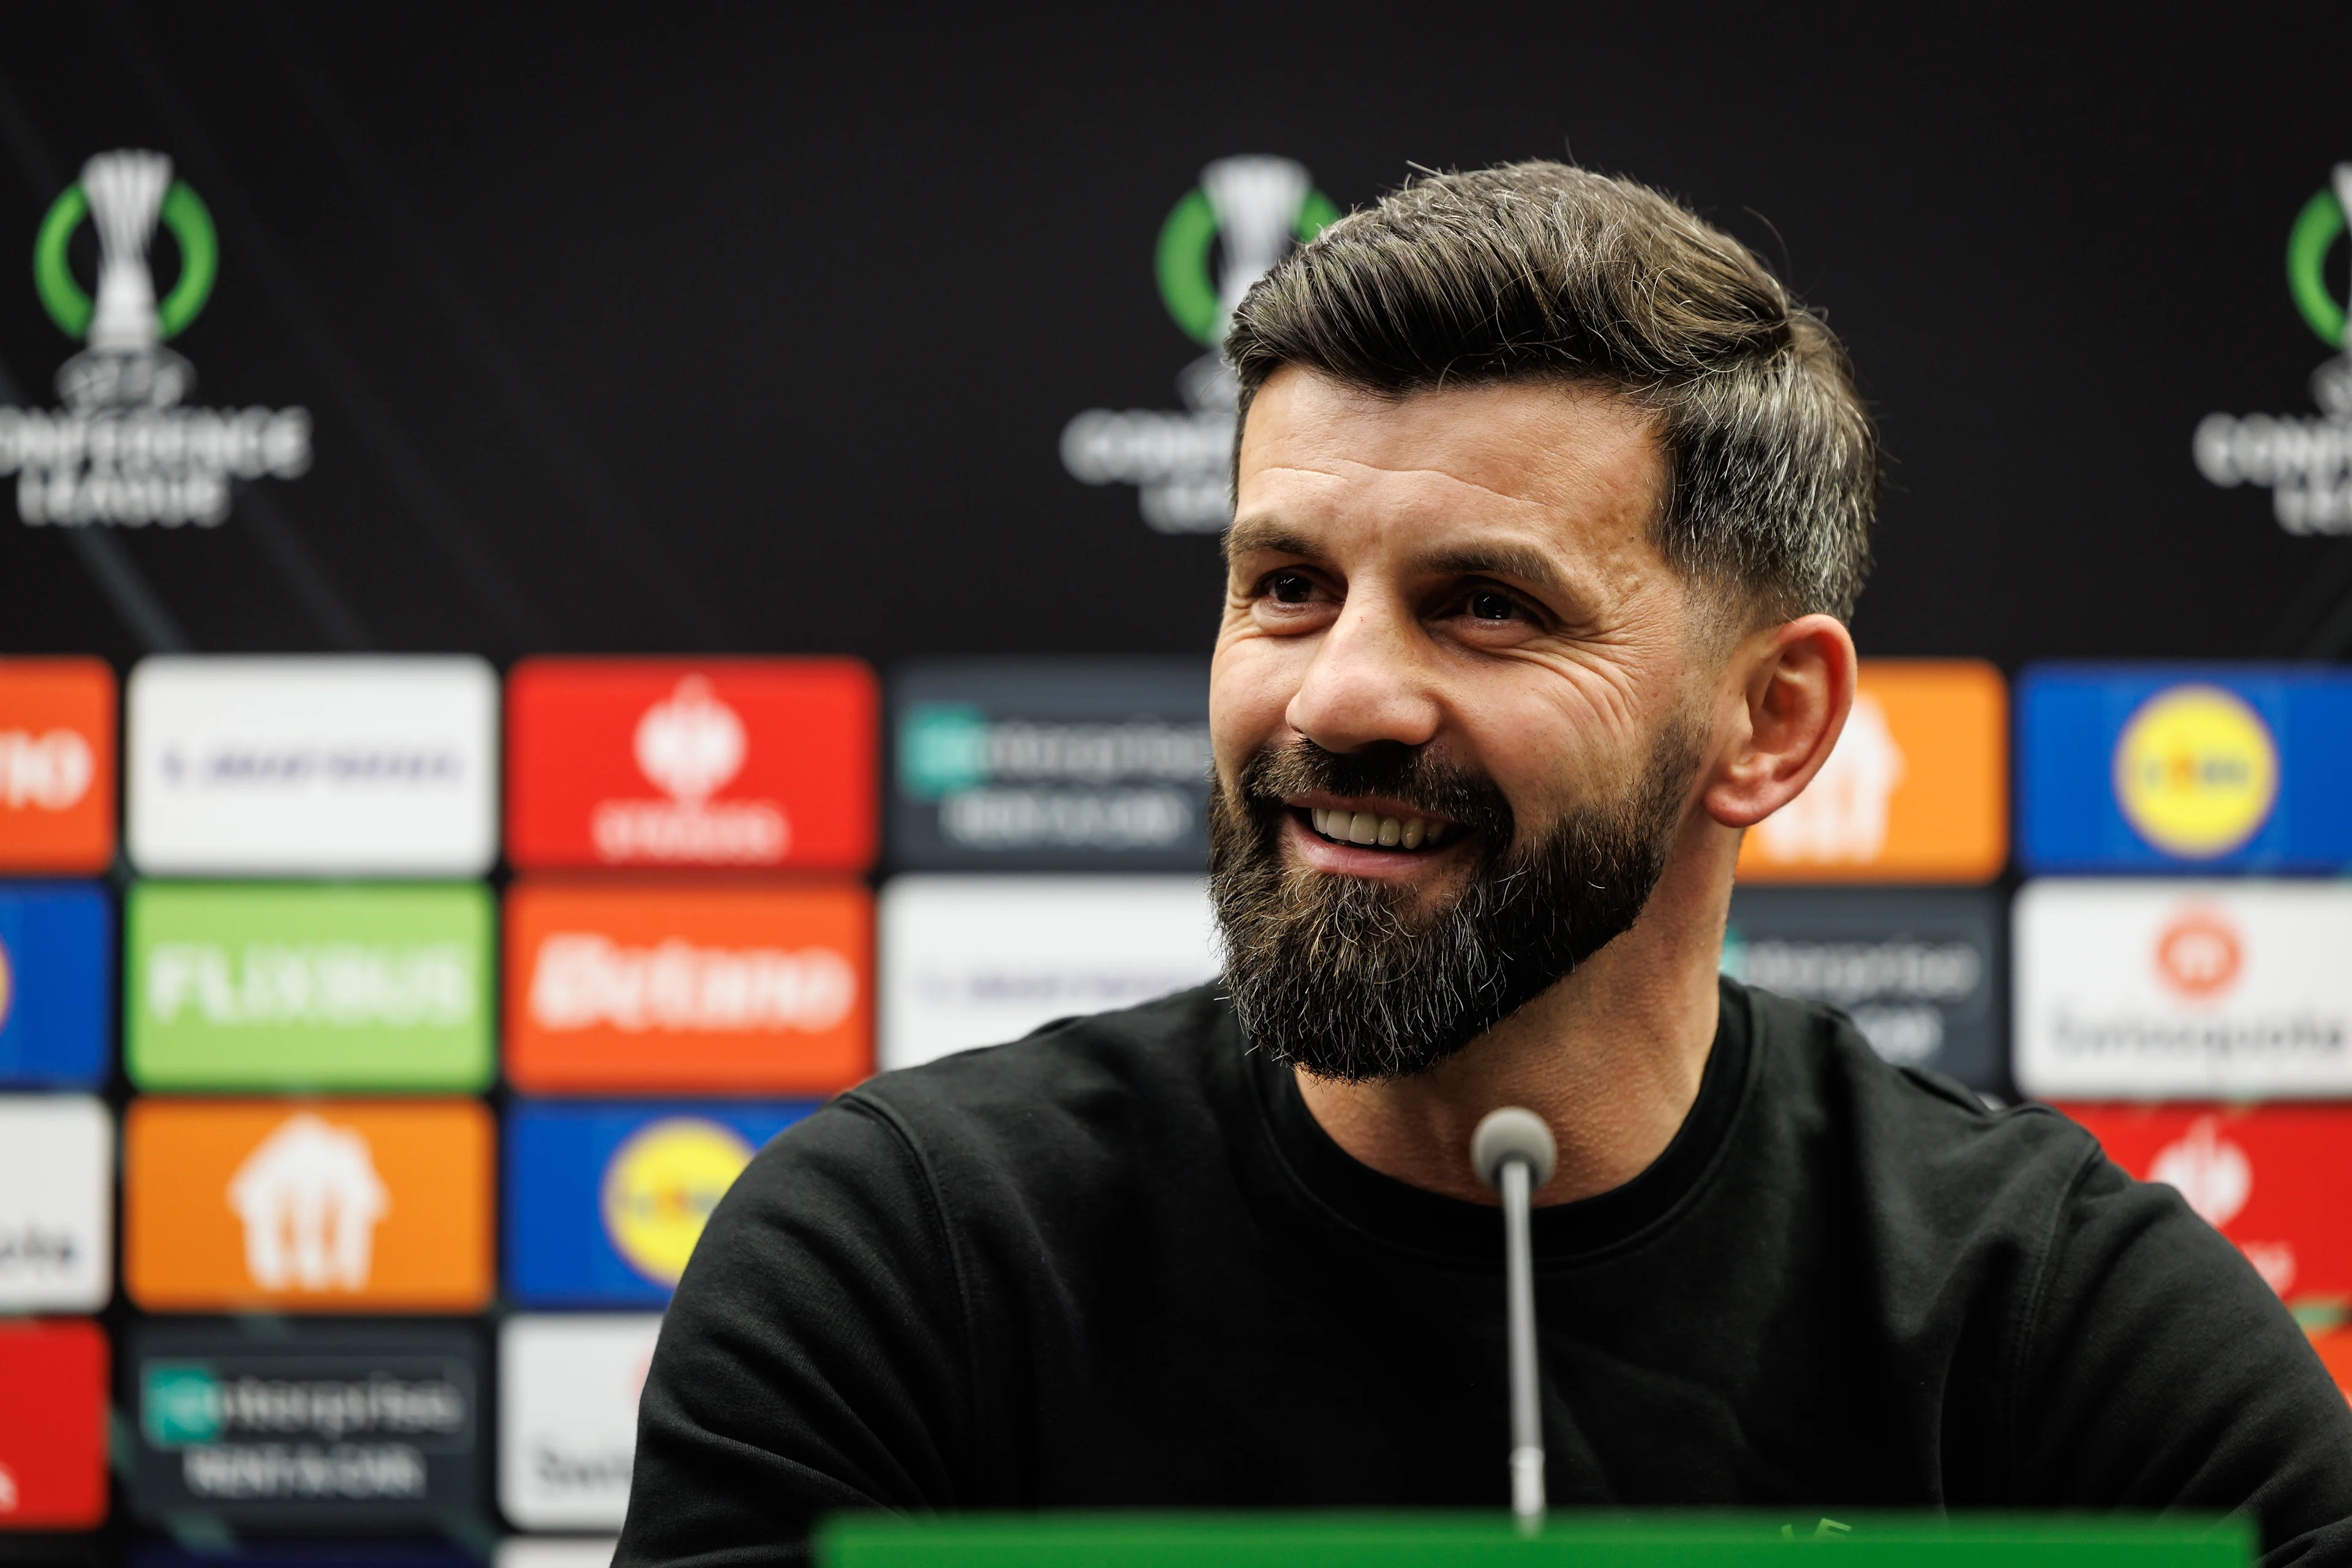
[1468,589,1520,620]
[1268,571,1314,604]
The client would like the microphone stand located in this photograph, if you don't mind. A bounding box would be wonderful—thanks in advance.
[1472,1107,1558,1538]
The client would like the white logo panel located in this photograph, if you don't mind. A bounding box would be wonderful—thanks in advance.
[880,875,1218,1071]
[0,1095,112,1310]
[499,1314,662,1530]
[127,655,499,875]
[2014,880,2352,1098]
[495,1542,616,1568]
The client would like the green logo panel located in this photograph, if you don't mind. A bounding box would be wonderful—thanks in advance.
[126,881,494,1091]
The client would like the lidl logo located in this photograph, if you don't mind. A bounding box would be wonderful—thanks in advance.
[2111,685,2279,858]
[2019,666,2352,872]
[600,1118,755,1286]
[1737,660,2007,884]
[505,1100,812,1306]
[126,1098,492,1312]
[505,658,877,872]
[0,657,115,872]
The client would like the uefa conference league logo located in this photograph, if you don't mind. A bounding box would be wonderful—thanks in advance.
[1061,156,1338,533]
[0,150,309,529]
[2194,164,2352,534]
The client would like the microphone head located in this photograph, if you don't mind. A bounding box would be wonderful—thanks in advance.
[1472,1106,1557,1192]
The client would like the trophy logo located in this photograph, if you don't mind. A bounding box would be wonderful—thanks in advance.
[2192,162,2352,534]
[0,148,311,529]
[1062,156,1339,533]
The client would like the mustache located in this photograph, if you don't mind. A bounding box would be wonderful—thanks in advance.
[1235,739,1516,849]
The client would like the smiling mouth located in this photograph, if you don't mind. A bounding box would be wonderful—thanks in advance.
[1298,805,1462,852]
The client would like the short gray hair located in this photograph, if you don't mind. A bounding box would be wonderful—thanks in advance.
[1226,162,1877,622]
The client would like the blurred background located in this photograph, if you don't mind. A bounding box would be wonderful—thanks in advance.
[2,2,2351,1562]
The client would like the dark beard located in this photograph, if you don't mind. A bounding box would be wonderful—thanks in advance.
[1207,720,1703,1082]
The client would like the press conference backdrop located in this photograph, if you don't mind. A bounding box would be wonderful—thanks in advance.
[2,4,2352,1561]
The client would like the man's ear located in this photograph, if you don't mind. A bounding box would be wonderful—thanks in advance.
[1703,614,1858,830]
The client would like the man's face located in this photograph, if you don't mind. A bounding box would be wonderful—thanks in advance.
[1208,367,1717,1079]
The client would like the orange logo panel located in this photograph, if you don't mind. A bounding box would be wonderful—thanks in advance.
[504,880,873,1095]
[1737,658,2007,884]
[0,657,115,873]
[125,1098,492,1313]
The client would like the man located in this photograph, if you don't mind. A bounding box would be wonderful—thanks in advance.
[618,164,2352,1562]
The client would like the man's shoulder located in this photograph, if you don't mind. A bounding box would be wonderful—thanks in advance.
[1735,981,2107,1220]
[824,982,1240,1185]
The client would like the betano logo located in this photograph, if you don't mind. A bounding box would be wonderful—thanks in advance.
[600,1118,755,1285]
[529,933,856,1035]
[225,1112,390,1293]
[590,676,788,864]
[2112,684,2279,858]
[0,149,309,529]
[1061,156,1338,533]
[2193,163,2352,533]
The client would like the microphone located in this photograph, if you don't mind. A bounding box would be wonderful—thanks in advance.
[1472,1106,1557,1537]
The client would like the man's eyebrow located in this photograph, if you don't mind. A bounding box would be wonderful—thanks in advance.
[1222,519,1318,564]
[1420,543,1566,595]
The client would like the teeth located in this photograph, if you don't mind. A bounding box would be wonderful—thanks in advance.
[1305,808,1450,850]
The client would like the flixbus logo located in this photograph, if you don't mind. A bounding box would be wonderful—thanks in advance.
[1061,156,1339,535]
[2193,164,2352,534]
[0,150,309,529]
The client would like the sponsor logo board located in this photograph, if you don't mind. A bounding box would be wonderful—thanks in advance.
[2019,666,2352,872]
[2014,880,2352,1099]
[126,1098,492,1312]
[1060,156,1337,533]
[498,1314,661,1529]
[0,1318,107,1528]
[0,881,110,1087]
[505,1100,812,1306]
[1736,660,2006,884]
[0,657,115,872]
[504,881,870,1094]
[507,658,876,872]
[879,874,1218,1071]
[127,657,499,876]
[134,1547,481,1568]
[890,658,1213,871]
[127,881,492,1091]
[2057,1104,2352,1312]
[0,1095,111,1310]
[128,1320,478,1527]
[1721,889,2003,1091]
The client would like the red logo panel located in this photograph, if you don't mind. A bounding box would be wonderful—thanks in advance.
[504,880,873,1095]
[2060,1104,2352,1306]
[0,1318,107,1528]
[506,658,876,872]
[0,657,115,873]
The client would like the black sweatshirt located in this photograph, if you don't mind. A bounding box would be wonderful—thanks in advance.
[617,981,2352,1565]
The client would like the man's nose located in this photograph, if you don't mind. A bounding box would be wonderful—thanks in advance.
[1284,595,1443,753]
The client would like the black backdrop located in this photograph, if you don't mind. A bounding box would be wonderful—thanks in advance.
[2,4,2350,671]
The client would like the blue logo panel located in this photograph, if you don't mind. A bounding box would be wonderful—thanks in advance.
[0,881,110,1087]
[2018,665,2352,873]
[503,1098,817,1307]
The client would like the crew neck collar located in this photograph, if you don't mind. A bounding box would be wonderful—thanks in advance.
[1240,977,1755,1267]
